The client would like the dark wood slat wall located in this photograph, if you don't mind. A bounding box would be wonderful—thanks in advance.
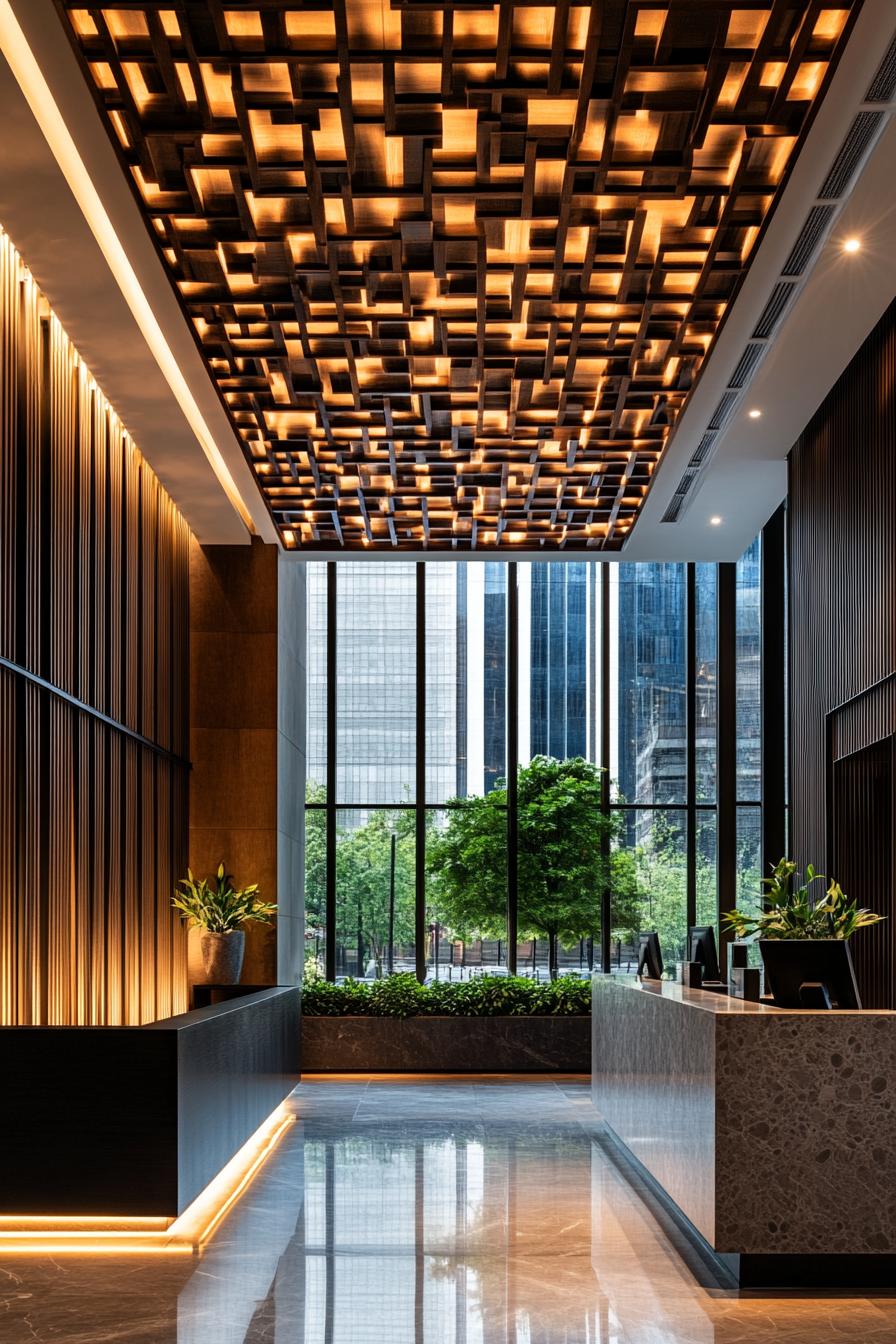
[789,299,896,1009]
[831,740,896,1011]
[0,227,191,1026]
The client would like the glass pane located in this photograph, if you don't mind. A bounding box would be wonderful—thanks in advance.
[519,561,593,766]
[737,805,763,909]
[304,800,327,980]
[336,562,417,804]
[306,562,328,797]
[482,562,507,794]
[612,808,688,970]
[611,565,687,804]
[334,808,415,979]
[695,564,717,803]
[425,563,465,804]
[422,561,506,803]
[736,536,761,803]
[695,810,717,928]
[426,803,506,978]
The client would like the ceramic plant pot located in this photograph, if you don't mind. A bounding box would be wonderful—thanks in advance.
[198,929,245,984]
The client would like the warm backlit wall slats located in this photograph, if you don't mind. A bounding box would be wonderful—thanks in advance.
[0,226,190,1025]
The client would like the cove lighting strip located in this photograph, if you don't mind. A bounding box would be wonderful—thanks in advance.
[0,0,258,536]
[0,1105,294,1254]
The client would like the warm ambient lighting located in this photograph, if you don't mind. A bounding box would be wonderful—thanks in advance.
[0,1105,293,1254]
[748,408,762,419]
[54,0,851,551]
[842,237,861,254]
[710,516,723,526]
[0,0,258,537]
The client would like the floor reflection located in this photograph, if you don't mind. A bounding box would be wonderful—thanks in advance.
[1,1077,894,1343]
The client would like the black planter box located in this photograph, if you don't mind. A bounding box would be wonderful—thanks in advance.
[302,1013,590,1073]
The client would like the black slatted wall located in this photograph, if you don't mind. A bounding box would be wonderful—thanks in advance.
[789,299,896,1008]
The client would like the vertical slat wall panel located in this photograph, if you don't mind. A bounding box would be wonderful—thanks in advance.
[789,299,896,1008]
[0,226,190,1026]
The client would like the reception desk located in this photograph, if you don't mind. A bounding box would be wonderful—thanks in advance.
[592,975,896,1287]
[0,986,301,1217]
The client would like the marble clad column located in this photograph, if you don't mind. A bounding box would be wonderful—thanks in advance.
[188,539,305,987]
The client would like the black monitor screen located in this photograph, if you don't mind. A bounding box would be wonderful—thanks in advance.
[688,925,720,981]
[637,932,663,981]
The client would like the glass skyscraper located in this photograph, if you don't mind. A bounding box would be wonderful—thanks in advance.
[308,554,761,812]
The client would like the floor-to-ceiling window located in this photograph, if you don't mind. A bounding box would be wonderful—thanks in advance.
[305,529,785,981]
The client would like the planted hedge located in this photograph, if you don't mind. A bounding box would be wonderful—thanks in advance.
[302,972,591,1019]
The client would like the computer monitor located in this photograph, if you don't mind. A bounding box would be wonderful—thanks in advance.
[759,938,862,1009]
[637,932,663,981]
[688,924,721,982]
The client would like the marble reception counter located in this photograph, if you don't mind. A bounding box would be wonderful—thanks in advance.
[592,975,896,1287]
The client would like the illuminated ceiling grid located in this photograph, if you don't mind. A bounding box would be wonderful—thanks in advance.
[62,1,856,549]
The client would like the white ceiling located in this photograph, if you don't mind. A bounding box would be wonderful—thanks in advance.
[625,0,896,562]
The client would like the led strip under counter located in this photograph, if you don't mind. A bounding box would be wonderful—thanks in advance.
[0,1104,294,1255]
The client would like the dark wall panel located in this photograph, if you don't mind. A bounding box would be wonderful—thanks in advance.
[789,299,896,1006]
[832,740,896,1010]
[0,226,191,1025]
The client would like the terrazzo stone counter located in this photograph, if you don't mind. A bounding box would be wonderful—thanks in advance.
[592,974,896,1287]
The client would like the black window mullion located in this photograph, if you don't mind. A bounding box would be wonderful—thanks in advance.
[686,563,697,930]
[415,562,426,983]
[717,563,737,954]
[600,563,612,973]
[506,562,518,974]
[325,562,337,981]
[761,503,787,880]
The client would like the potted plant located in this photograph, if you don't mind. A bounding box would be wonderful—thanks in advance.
[172,863,277,984]
[724,858,884,1007]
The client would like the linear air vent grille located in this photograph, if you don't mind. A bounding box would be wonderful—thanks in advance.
[728,343,766,389]
[660,23,896,531]
[708,391,738,431]
[867,33,896,103]
[689,432,718,468]
[752,282,796,339]
[661,469,698,523]
[819,111,886,200]
[781,205,836,277]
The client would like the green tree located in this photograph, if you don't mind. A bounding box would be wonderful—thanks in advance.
[304,783,420,978]
[335,809,416,976]
[304,784,327,976]
[428,756,640,978]
[626,814,719,966]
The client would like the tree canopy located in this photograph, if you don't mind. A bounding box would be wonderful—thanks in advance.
[304,762,739,980]
[427,756,643,975]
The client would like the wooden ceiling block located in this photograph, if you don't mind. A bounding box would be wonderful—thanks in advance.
[58,0,857,549]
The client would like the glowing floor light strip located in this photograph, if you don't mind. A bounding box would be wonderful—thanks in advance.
[0,1105,294,1254]
[0,0,259,536]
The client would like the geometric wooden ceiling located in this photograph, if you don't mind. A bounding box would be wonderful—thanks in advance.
[60,1,857,550]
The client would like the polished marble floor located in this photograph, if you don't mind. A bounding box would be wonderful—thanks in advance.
[2,1075,895,1343]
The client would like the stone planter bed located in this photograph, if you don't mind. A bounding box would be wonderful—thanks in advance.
[302,1013,590,1073]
